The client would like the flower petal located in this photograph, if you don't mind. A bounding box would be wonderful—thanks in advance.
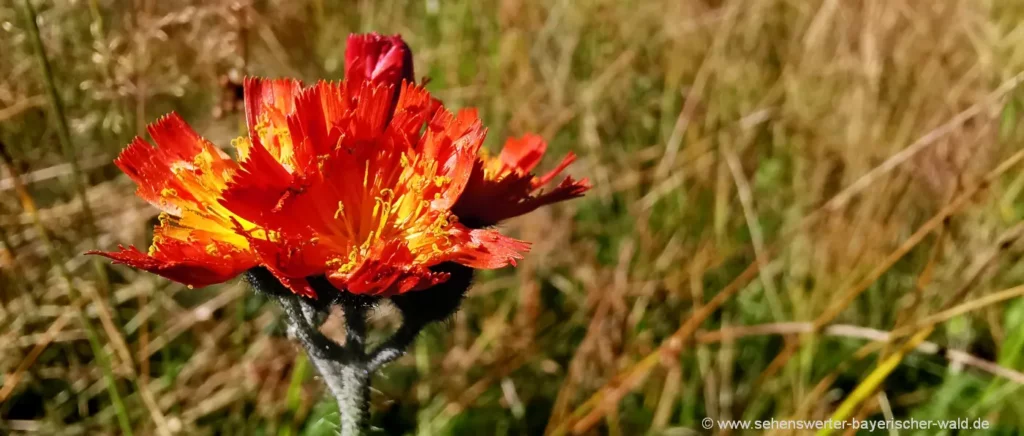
[453,136,591,227]
[115,113,235,213]
[242,235,319,298]
[498,133,546,173]
[244,77,304,166]
[345,33,414,88]
[418,108,486,209]
[388,81,441,145]
[219,138,297,225]
[326,240,449,296]
[87,220,256,288]
[446,224,531,269]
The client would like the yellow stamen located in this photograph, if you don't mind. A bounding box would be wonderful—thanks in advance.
[334,201,346,220]
[232,137,251,160]
[363,160,370,188]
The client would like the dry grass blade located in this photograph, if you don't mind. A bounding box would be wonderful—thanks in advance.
[782,221,1024,429]
[722,134,783,317]
[6,0,1024,433]
[653,2,740,180]
[0,140,133,435]
[693,323,1024,385]
[0,313,74,403]
[758,147,1024,385]
[815,208,951,432]
[549,103,1024,436]
[0,95,46,122]
[817,70,1024,214]
[893,284,1024,339]
[546,261,763,436]
[0,155,111,193]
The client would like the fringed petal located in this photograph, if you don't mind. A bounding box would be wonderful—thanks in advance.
[446,224,531,269]
[498,133,546,174]
[417,108,486,209]
[244,77,302,141]
[115,113,235,214]
[388,82,442,145]
[219,140,297,225]
[244,77,304,169]
[453,135,591,227]
[87,221,256,288]
[326,240,449,296]
[88,246,243,288]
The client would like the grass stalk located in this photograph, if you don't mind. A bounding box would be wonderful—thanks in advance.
[19,0,112,295]
[0,147,134,435]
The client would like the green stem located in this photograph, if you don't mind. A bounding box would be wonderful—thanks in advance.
[20,0,98,233]
[335,364,371,436]
[366,320,424,372]
[281,294,371,435]
[336,298,370,435]
[246,269,447,436]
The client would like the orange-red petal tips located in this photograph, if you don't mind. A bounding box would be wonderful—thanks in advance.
[453,135,591,227]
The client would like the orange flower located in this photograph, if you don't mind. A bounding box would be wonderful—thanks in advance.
[453,134,591,227]
[91,33,587,298]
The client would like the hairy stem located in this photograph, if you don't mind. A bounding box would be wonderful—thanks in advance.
[246,268,454,435]
[336,296,370,435]
[367,320,425,372]
[248,270,373,435]
[333,361,371,435]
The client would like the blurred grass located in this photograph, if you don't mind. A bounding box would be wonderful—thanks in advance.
[3,0,1024,434]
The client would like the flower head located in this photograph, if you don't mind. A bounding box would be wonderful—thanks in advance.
[453,134,591,227]
[91,33,587,298]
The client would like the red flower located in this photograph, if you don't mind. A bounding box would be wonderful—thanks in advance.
[90,33,587,298]
[345,33,414,90]
[453,134,591,227]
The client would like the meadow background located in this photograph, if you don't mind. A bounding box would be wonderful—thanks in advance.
[3,0,1024,434]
